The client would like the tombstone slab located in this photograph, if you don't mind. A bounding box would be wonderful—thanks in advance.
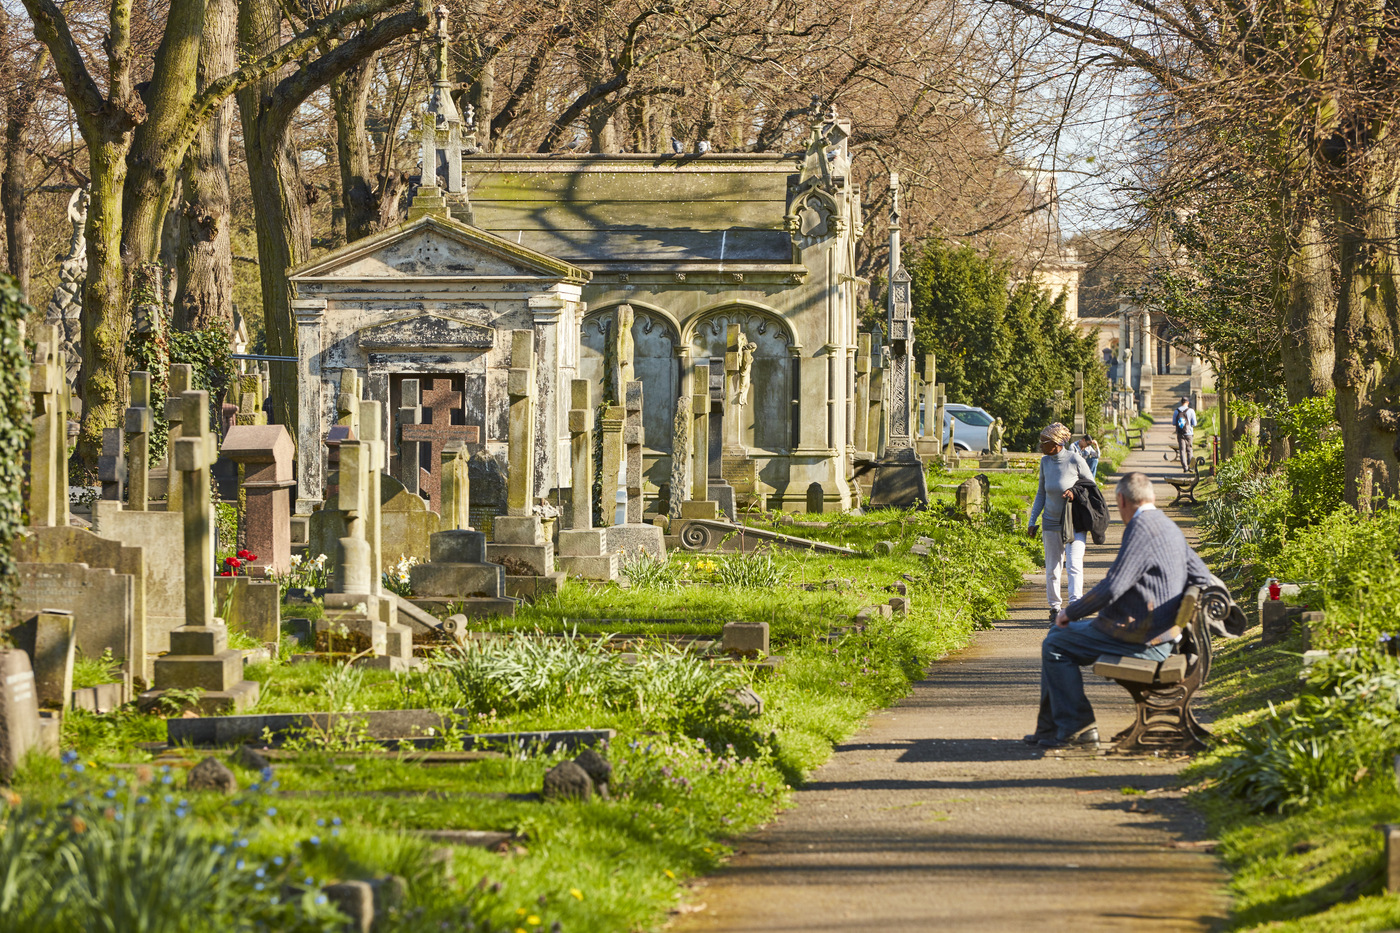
[11,610,75,710]
[213,577,281,646]
[0,650,41,780]
[17,561,136,699]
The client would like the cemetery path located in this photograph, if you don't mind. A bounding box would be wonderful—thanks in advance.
[670,407,1228,932]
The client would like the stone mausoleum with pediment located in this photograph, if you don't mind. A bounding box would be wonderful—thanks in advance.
[288,54,867,519]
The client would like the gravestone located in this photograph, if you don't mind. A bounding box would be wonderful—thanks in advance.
[212,577,281,646]
[853,333,872,457]
[868,347,885,457]
[557,379,619,581]
[398,376,475,513]
[868,237,928,510]
[488,332,564,598]
[921,354,937,445]
[235,372,269,427]
[624,381,645,523]
[125,371,154,511]
[669,395,692,519]
[98,427,125,502]
[681,363,719,520]
[143,390,260,714]
[0,650,41,781]
[381,474,440,568]
[11,610,75,709]
[955,477,985,516]
[162,365,195,512]
[440,441,471,531]
[219,424,295,575]
[1073,370,1086,435]
[409,529,516,619]
[91,501,186,662]
[599,403,625,524]
[28,324,70,528]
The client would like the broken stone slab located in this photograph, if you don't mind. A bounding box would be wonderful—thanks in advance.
[186,756,238,794]
[166,711,614,751]
[411,829,514,850]
[722,621,769,658]
[11,609,75,710]
[0,649,41,781]
[889,596,911,615]
[323,881,374,933]
[71,682,123,714]
[605,523,667,562]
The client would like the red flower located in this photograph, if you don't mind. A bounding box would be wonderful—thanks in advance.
[224,557,241,569]
[218,571,232,577]
[237,549,253,560]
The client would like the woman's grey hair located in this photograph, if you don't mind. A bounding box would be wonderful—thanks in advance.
[1115,472,1156,505]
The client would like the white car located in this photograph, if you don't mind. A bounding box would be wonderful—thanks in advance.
[942,404,996,452]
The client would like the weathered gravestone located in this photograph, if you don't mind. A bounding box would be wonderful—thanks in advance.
[219,424,295,575]
[91,501,185,662]
[681,363,720,520]
[10,610,75,709]
[212,577,281,646]
[955,477,985,516]
[380,475,440,569]
[557,379,619,581]
[0,650,43,780]
[396,376,476,514]
[28,324,70,529]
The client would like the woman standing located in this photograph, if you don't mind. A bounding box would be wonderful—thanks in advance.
[1028,422,1097,623]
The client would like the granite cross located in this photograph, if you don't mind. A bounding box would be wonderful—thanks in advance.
[399,376,477,514]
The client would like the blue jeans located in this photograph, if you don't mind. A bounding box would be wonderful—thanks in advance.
[1036,620,1172,740]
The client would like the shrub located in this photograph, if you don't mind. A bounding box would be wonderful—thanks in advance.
[1274,506,1400,648]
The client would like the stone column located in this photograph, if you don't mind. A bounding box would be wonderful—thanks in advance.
[28,325,64,528]
[558,379,618,581]
[125,371,153,511]
[98,428,125,502]
[164,364,194,513]
[333,439,373,596]
[922,354,937,441]
[175,391,215,627]
[293,298,327,510]
[396,378,423,497]
[723,324,745,454]
[681,363,718,519]
[868,357,884,456]
[360,401,386,595]
[669,394,692,519]
[1073,370,1086,435]
[853,334,871,456]
[608,304,635,402]
[505,330,536,517]
[220,425,295,575]
[624,380,644,523]
[440,441,470,531]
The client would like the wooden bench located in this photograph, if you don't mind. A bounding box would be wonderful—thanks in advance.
[1120,425,1145,450]
[1165,456,1204,505]
[1092,586,1212,754]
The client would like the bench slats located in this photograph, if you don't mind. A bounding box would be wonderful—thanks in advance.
[1093,653,1188,685]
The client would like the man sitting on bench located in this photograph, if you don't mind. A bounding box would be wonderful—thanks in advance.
[1025,471,1213,749]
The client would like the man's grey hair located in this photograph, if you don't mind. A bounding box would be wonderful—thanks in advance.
[1115,472,1156,505]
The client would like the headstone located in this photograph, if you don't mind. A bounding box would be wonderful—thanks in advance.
[212,577,281,646]
[234,372,268,427]
[142,390,260,714]
[558,380,619,581]
[806,482,825,515]
[90,502,185,662]
[398,376,476,513]
[219,424,295,575]
[1073,370,1086,435]
[380,475,441,569]
[542,760,593,801]
[600,404,625,525]
[0,650,41,781]
[722,621,769,657]
[439,441,471,531]
[868,357,885,456]
[11,610,75,709]
[28,324,69,528]
[409,529,515,618]
[98,427,125,502]
[868,250,929,510]
[922,354,937,441]
[395,377,424,497]
[624,381,644,523]
[853,333,872,456]
[669,395,692,519]
[124,371,154,511]
[607,303,635,402]
[955,477,984,516]
[681,363,719,520]
[163,364,194,513]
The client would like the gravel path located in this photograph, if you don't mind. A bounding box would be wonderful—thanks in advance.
[672,405,1228,932]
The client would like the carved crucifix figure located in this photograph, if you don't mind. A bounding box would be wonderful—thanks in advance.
[397,376,478,514]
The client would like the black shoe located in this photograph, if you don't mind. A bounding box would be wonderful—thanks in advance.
[1038,728,1099,749]
[1022,733,1053,746]
[1048,609,1060,625]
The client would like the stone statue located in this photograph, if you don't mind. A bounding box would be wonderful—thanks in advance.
[45,186,89,387]
[732,338,757,407]
[987,418,1004,455]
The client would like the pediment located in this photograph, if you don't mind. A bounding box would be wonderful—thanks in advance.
[357,314,494,351]
[289,214,588,283]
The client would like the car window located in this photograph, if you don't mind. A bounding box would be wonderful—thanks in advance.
[951,409,993,426]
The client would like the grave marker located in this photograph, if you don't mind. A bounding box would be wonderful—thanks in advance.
[853,333,871,456]
[125,371,153,511]
[28,324,68,528]
[398,377,476,513]
[558,379,619,581]
[625,381,644,523]
[12,610,75,709]
[682,363,719,520]
[163,364,194,512]
[0,650,41,780]
[219,424,295,575]
[505,330,536,516]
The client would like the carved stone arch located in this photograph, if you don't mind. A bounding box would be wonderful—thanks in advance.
[579,303,681,459]
[689,307,796,453]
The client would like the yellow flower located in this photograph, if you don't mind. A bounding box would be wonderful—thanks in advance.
[517,908,527,916]
[664,869,676,879]
[527,917,540,926]
[569,888,583,900]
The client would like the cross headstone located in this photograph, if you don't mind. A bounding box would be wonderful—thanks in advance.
[506,330,537,516]
[125,371,153,511]
[608,304,635,403]
[600,403,625,526]
[164,364,194,513]
[884,266,915,450]
[1073,370,1086,435]
[175,390,215,627]
[337,368,362,433]
[398,376,477,513]
[624,381,644,523]
[568,379,594,531]
[690,363,711,504]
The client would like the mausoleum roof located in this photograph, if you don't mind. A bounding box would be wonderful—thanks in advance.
[464,153,804,273]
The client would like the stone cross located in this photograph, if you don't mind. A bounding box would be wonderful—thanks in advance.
[723,324,747,455]
[360,400,386,594]
[124,371,153,511]
[1073,370,1086,435]
[567,379,595,530]
[396,378,424,498]
[175,391,215,627]
[624,380,644,523]
[398,376,477,513]
[235,372,268,427]
[28,324,68,528]
[853,333,871,455]
[505,330,536,517]
[440,441,470,531]
[608,303,635,403]
[922,354,937,440]
[164,364,194,513]
[690,363,711,502]
[669,394,691,518]
[98,428,125,502]
[600,403,625,526]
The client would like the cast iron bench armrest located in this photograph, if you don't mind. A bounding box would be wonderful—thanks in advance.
[1165,457,1204,505]
[1121,426,1145,450]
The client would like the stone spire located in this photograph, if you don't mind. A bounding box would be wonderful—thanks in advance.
[409,5,475,222]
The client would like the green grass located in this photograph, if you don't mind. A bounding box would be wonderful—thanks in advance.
[26,491,1037,932]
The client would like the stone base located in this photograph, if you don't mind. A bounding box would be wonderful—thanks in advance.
[681,500,720,520]
[869,448,930,510]
[557,528,608,556]
[140,678,260,715]
[487,542,555,577]
[491,515,546,546]
[557,553,619,581]
[505,572,566,601]
[409,597,518,619]
[152,649,244,693]
[605,523,667,561]
[385,623,413,660]
[410,562,506,599]
[356,655,419,673]
[317,614,387,656]
[708,483,737,522]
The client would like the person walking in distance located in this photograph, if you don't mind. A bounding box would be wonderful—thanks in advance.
[1172,396,1197,471]
[1029,423,1097,625]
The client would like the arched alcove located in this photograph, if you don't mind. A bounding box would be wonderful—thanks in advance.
[688,308,795,452]
[579,304,680,456]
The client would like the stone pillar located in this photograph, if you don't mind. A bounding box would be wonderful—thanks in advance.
[669,394,692,519]
[125,371,153,512]
[98,428,125,502]
[922,354,936,440]
[723,324,745,454]
[176,391,215,627]
[934,384,947,457]
[293,298,327,510]
[853,334,871,457]
[333,439,373,596]
[164,364,194,514]
[219,425,295,576]
[558,378,619,581]
[682,363,718,519]
[28,325,65,528]
[868,253,927,508]
[360,400,386,596]
[235,372,268,426]
[505,330,536,517]
[625,381,644,523]
[440,441,470,531]
[1073,370,1086,435]
[868,357,884,456]
[600,403,625,526]
[608,304,635,403]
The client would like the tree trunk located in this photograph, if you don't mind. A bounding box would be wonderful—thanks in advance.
[1,52,44,300]
[175,0,236,333]
[1331,161,1400,509]
[1277,201,1336,403]
[332,55,379,243]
